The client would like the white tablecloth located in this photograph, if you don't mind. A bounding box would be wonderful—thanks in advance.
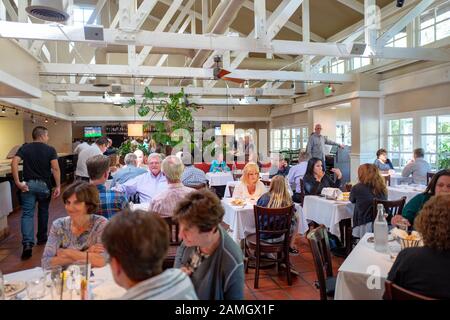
[0,181,13,217]
[221,198,308,243]
[389,174,412,186]
[206,172,234,186]
[334,233,399,300]
[388,185,425,204]
[4,265,126,300]
[302,195,354,240]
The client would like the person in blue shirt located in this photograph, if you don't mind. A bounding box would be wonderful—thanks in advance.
[209,152,230,173]
[111,153,147,188]
[374,148,394,172]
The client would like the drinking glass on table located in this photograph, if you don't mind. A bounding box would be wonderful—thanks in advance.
[26,276,46,300]
[44,266,62,300]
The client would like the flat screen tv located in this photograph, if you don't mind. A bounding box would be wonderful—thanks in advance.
[84,126,102,138]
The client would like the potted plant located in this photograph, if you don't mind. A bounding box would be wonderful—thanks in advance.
[124,88,199,155]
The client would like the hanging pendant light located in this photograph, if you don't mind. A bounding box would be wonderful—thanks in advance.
[221,83,235,136]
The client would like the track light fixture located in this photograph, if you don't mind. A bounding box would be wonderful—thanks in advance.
[45,118,49,123]
[396,0,405,7]
[15,109,19,116]
[1,106,5,113]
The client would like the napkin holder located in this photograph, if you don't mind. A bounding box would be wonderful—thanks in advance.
[321,188,343,200]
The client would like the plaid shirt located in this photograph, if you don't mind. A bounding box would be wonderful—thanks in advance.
[96,184,128,219]
[181,166,208,186]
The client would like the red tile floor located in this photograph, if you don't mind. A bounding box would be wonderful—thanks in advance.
[0,195,345,300]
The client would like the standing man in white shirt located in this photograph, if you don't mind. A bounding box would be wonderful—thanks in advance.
[75,137,109,181]
[306,124,344,169]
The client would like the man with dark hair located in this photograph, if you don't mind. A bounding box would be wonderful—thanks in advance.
[173,189,244,300]
[75,136,109,181]
[102,209,198,300]
[402,147,431,185]
[11,126,61,260]
[87,154,128,219]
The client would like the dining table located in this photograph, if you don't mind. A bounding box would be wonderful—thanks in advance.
[205,172,234,187]
[302,195,355,241]
[387,184,426,204]
[221,197,308,244]
[334,232,400,300]
[3,265,126,300]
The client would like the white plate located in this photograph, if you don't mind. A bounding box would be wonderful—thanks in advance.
[4,281,26,298]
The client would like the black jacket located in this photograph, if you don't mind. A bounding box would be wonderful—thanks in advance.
[303,173,341,195]
[349,183,387,227]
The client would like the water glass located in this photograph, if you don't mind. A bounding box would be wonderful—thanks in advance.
[388,242,402,260]
[26,276,46,300]
[66,262,91,300]
[44,266,62,300]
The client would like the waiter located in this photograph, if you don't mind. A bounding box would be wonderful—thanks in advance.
[306,124,344,167]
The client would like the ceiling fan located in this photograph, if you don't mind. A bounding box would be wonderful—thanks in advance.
[213,56,246,84]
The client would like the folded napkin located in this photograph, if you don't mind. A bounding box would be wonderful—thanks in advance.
[321,188,343,200]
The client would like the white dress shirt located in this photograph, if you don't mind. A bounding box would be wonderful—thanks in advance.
[113,171,168,204]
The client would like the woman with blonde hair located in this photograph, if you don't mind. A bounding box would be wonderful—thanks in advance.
[233,162,265,201]
[350,163,387,238]
[256,176,299,254]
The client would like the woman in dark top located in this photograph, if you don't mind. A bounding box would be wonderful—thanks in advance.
[387,194,450,299]
[373,148,394,172]
[303,157,342,195]
[350,164,387,238]
[391,169,450,227]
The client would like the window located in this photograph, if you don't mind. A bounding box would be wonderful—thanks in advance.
[421,115,450,169]
[271,129,281,151]
[282,129,290,149]
[386,28,407,47]
[329,59,345,74]
[336,122,351,146]
[271,127,308,152]
[387,118,413,169]
[420,1,450,46]
[73,6,97,26]
[351,57,371,70]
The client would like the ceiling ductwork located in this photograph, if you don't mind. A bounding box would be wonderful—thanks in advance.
[26,0,69,22]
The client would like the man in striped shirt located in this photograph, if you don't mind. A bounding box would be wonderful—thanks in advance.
[102,209,198,300]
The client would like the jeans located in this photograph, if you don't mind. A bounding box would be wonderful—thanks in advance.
[21,180,51,246]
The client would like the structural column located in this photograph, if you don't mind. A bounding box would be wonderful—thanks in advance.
[350,97,381,181]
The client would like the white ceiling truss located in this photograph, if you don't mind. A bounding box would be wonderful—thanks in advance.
[0,0,449,107]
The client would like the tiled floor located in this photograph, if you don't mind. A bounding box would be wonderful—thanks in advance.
[0,195,345,300]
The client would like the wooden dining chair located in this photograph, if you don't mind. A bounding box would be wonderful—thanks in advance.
[162,217,181,270]
[307,225,336,300]
[383,175,391,186]
[260,179,271,186]
[383,280,436,300]
[233,172,242,181]
[372,197,407,223]
[426,172,435,185]
[228,185,235,197]
[244,205,294,289]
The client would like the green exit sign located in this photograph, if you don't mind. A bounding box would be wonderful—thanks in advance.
[324,85,335,96]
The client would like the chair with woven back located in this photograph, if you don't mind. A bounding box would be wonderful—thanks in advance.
[383,280,436,300]
[307,225,336,300]
[162,217,182,270]
[244,204,295,289]
[372,196,407,223]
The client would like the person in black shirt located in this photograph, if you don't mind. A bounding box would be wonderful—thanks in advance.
[386,194,450,299]
[303,157,342,195]
[11,126,61,260]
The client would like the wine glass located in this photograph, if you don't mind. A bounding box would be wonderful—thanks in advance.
[44,266,62,300]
